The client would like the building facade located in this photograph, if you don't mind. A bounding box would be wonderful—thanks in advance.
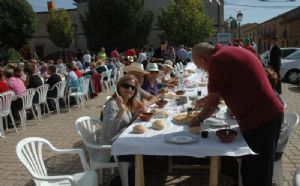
[29,0,224,58]
[231,6,300,54]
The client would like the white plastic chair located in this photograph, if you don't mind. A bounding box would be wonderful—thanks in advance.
[117,66,124,81]
[294,168,300,186]
[111,68,118,88]
[0,91,18,138]
[47,81,67,114]
[16,137,98,186]
[68,78,90,111]
[19,88,38,129]
[273,112,299,186]
[75,116,130,186]
[34,84,51,121]
[104,69,113,91]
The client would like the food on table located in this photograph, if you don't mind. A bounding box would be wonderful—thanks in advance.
[132,124,146,134]
[198,82,207,87]
[152,120,165,130]
[173,112,199,124]
[175,90,185,95]
[159,88,168,94]
[189,126,201,134]
[216,129,237,143]
[151,108,169,118]
[164,92,177,99]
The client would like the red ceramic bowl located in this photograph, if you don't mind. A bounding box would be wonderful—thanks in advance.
[175,90,185,95]
[139,112,153,121]
[216,129,237,143]
[155,100,168,108]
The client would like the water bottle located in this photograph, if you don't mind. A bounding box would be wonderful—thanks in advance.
[178,70,184,90]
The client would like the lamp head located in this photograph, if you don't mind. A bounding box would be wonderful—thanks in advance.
[237,12,243,22]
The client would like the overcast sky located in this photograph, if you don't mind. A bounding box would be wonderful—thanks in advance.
[28,0,300,24]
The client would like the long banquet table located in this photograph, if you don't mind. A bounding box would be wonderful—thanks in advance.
[112,85,255,186]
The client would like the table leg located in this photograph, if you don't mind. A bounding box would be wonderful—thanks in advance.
[209,156,220,186]
[135,154,145,186]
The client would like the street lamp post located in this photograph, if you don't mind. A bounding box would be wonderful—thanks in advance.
[236,11,243,40]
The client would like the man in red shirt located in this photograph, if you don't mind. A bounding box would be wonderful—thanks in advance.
[191,42,284,186]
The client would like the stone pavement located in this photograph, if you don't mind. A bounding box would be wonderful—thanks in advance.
[0,82,299,186]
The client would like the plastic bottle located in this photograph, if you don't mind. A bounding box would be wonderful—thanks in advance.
[178,70,184,90]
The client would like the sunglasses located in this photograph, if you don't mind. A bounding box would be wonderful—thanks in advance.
[122,83,136,90]
[150,71,159,74]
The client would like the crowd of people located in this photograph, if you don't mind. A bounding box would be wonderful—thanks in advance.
[0,36,285,186]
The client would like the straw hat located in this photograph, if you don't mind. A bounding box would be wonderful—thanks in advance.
[124,62,149,74]
[146,63,159,72]
[164,60,174,70]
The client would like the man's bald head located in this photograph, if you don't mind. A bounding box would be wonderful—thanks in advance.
[192,42,215,71]
[192,42,215,60]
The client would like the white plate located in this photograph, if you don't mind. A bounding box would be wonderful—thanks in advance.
[165,132,199,144]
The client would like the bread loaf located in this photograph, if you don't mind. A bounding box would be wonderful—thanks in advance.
[152,120,165,130]
[132,125,146,134]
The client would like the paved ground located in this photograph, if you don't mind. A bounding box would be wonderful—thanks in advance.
[0,82,299,186]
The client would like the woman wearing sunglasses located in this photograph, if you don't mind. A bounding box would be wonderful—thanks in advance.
[100,74,144,145]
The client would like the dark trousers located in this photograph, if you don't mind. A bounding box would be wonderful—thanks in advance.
[241,112,283,186]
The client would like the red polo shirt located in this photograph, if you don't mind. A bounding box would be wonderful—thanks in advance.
[208,45,283,131]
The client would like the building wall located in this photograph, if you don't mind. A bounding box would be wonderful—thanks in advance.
[230,6,300,54]
[29,9,87,59]
[29,0,223,57]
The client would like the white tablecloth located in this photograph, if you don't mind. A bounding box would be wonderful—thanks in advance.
[112,96,255,158]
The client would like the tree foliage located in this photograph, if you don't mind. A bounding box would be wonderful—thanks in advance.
[0,48,23,65]
[47,9,74,49]
[81,0,153,52]
[0,0,36,50]
[157,0,215,46]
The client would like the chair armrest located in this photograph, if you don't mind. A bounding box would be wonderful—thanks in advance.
[34,175,75,185]
[85,143,112,150]
[50,147,89,171]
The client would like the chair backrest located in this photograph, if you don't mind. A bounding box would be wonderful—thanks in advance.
[106,69,112,81]
[0,90,15,117]
[53,81,67,99]
[21,89,36,110]
[277,112,299,152]
[82,78,90,94]
[16,137,50,179]
[75,116,98,147]
[35,84,49,104]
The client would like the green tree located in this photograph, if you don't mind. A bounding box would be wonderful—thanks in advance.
[157,0,215,46]
[47,9,74,51]
[0,0,36,50]
[81,0,153,52]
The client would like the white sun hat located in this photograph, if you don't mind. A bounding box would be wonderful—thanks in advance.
[146,63,159,72]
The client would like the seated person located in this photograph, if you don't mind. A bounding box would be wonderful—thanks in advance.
[95,59,109,80]
[0,67,9,93]
[45,65,62,98]
[124,63,158,106]
[100,74,143,146]
[4,68,26,120]
[24,63,43,103]
[66,63,78,87]
[142,63,160,96]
